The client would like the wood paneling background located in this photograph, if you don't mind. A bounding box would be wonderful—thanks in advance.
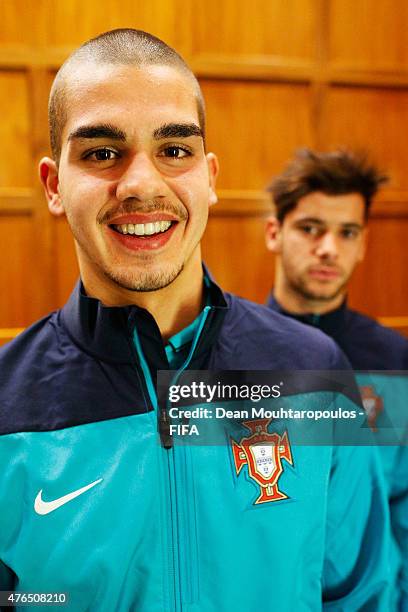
[0,0,407,338]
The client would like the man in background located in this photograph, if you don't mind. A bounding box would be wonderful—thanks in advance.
[266,148,408,609]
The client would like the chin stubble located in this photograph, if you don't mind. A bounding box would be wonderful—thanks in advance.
[291,276,348,303]
[103,262,185,293]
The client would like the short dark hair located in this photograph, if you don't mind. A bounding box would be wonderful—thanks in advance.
[268,149,388,222]
[49,28,206,161]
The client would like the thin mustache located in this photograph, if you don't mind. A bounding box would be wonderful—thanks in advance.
[99,201,188,224]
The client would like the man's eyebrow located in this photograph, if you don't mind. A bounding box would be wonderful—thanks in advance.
[341,222,364,230]
[294,217,326,225]
[68,124,126,142]
[294,218,363,231]
[153,123,203,140]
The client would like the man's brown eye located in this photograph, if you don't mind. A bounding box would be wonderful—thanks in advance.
[342,229,358,239]
[301,225,316,235]
[85,148,117,161]
[93,149,114,161]
[163,146,189,159]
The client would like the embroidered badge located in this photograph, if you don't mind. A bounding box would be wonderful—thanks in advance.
[231,419,293,505]
[360,385,384,431]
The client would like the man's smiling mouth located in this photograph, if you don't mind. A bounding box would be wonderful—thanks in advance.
[111,220,173,236]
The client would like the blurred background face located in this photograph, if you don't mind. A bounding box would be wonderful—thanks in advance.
[277,192,367,304]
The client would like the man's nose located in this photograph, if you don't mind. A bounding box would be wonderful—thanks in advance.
[315,232,339,259]
[115,154,167,202]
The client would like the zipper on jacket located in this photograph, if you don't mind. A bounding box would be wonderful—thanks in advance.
[132,306,211,610]
[165,306,211,605]
[133,326,178,611]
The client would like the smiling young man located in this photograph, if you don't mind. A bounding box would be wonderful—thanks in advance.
[0,32,392,611]
[43,48,218,338]
[266,148,408,609]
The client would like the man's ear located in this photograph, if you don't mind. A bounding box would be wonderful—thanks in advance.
[265,215,283,253]
[39,157,65,217]
[206,152,219,207]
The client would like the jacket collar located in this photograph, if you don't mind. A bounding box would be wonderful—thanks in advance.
[61,270,228,366]
[267,292,349,338]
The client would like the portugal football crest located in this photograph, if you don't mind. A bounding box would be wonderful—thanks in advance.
[231,419,293,505]
[360,385,383,431]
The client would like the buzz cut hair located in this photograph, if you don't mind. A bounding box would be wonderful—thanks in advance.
[268,148,388,222]
[49,28,206,162]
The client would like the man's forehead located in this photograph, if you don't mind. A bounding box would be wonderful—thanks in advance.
[61,62,200,141]
[291,191,366,224]
[64,60,193,92]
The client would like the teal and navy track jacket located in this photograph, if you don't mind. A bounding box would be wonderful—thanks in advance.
[268,293,408,610]
[0,281,392,611]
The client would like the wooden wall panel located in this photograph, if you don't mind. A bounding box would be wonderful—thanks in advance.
[348,217,408,317]
[202,81,314,190]
[0,215,42,325]
[321,87,408,190]
[329,0,408,69]
[53,218,79,307]
[0,0,191,59]
[43,0,189,54]
[0,72,32,188]
[202,215,275,303]
[193,0,316,60]
[0,1,46,45]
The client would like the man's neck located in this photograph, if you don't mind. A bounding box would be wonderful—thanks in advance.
[80,254,205,341]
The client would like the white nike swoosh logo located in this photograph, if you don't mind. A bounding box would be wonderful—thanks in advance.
[34,478,103,515]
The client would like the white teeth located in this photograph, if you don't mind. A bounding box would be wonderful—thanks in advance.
[114,220,172,235]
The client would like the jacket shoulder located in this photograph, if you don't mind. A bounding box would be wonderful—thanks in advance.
[0,309,148,435]
[346,309,408,369]
[0,312,61,432]
[220,294,350,370]
[0,312,58,368]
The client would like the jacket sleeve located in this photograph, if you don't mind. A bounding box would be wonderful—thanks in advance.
[322,445,391,610]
